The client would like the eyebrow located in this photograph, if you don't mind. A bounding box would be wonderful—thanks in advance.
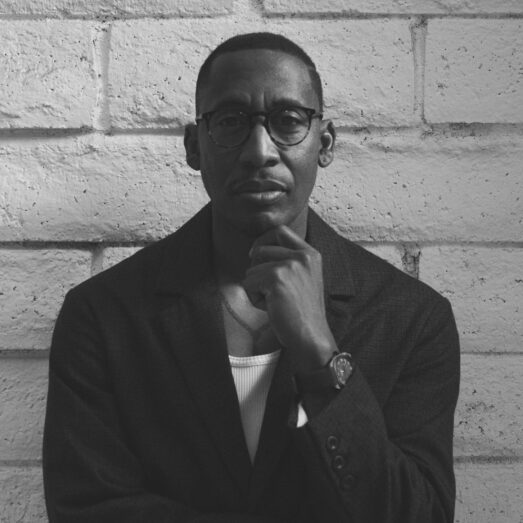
[207,96,313,113]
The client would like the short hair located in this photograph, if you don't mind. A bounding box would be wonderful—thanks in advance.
[195,32,323,114]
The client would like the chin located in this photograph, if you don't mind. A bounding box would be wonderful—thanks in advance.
[234,208,305,237]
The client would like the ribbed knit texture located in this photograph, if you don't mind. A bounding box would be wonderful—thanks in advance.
[229,350,281,463]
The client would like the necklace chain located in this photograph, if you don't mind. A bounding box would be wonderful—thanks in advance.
[219,288,269,339]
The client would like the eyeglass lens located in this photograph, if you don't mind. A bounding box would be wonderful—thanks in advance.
[207,107,311,147]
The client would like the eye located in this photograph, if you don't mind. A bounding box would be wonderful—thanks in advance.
[212,110,245,129]
[271,108,307,131]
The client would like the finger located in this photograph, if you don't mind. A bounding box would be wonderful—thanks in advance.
[251,225,309,251]
[250,245,294,265]
[243,262,280,311]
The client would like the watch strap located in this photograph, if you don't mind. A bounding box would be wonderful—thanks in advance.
[295,352,353,394]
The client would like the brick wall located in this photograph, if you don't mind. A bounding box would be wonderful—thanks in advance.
[0,1,521,521]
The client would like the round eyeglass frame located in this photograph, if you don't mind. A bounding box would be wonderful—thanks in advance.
[195,106,323,148]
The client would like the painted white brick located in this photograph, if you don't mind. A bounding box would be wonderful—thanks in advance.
[0,0,233,17]
[455,462,523,523]
[109,18,415,128]
[426,20,523,123]
[455,355,523,457]
[0,467,46,523]
[312,132,523,242]
[419,246,523,353]
[0,359,48,460]
[358,244,404,271]
[0,250,91,349]
[0,21,96,129]
[263,0,523,15]
[100,246,143,272]
[0,135,209,242]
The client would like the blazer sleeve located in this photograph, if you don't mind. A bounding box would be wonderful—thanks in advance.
[43,289,283,523]
[293,297,460,523]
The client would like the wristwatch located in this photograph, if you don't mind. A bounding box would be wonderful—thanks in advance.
[296,351,353,393]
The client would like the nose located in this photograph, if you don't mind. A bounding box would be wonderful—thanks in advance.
[238,118,279,169]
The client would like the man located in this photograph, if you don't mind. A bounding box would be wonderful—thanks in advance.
[43,33,460,522]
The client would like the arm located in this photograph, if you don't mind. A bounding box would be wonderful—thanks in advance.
[295,297,460,523]
[43,289,283,523]
[245,226,459,522]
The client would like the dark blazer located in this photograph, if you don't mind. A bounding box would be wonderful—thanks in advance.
[43,204,460,523]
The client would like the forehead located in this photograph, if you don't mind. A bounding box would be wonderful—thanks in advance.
[199,49,319,112]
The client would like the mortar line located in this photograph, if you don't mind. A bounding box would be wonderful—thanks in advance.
[261,12,523,20]
[92,21,112,133]
[91,244,105,276]
[1,124,523,140]
[1,12,522,21]
[1,241,523,249]
[0,241,150,249]
[0,12,523,21]
[401,243,421,279]
[0,459,42,468]
[0,349,50,359]
[0,13,235,21]
[1,349,520,360]
[410,16,427,124]
[454,455,523,465]
[461,351,523,357]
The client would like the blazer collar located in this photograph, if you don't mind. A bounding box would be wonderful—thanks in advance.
[154,203,356,299]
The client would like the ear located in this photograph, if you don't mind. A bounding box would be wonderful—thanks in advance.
[184,123,200,171]
[318,120,335,168]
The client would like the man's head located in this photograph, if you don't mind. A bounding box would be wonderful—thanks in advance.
[185,32,335,237]
[195,32,324,115]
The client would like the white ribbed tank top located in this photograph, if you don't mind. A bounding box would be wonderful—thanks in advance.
[229,350,281,463]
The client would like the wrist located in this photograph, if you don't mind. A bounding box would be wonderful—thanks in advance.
[295,351,354,394]
[291,332,337,375]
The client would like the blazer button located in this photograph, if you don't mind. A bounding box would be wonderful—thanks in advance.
[341,473,356,491]
[332,454,345,471]
[326,435,339,452]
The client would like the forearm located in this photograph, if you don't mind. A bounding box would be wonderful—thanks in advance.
[292,299,460,523]
[297,368,456,522]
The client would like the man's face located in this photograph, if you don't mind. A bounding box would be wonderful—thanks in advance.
[187,48,333,237]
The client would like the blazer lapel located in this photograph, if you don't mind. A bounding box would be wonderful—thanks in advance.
[248,350,294,504]
[247,208,357,502]
[153,205,252,495]
[308,208,356,351]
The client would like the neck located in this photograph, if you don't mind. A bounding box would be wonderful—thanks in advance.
[211,208,308,283]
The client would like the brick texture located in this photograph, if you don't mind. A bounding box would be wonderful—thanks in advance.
[0,249,91,349]
[0,359,48,460]
[263,0,523,15]
[0,467,46,523]
[359,244,404,272]
[0,136,208,242]
[312,133,523,242]
[0,0,233,17]
[455,354,523,458]
[1,2,522,520]
[419,246,523,353]
[0,21,96,129]
[109,19,414,128]
[99,245,143,272]
[455,462,523,523]
[426,19,523,123]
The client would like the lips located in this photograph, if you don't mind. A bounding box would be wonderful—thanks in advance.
[231,179,288,194]
[231,178,288,205]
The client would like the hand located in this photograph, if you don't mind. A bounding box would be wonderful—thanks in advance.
[243,226,337,374]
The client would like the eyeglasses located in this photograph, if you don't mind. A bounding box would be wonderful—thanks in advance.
[196,106,323,148]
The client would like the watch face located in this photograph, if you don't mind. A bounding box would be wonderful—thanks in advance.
[332,354,353,386]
